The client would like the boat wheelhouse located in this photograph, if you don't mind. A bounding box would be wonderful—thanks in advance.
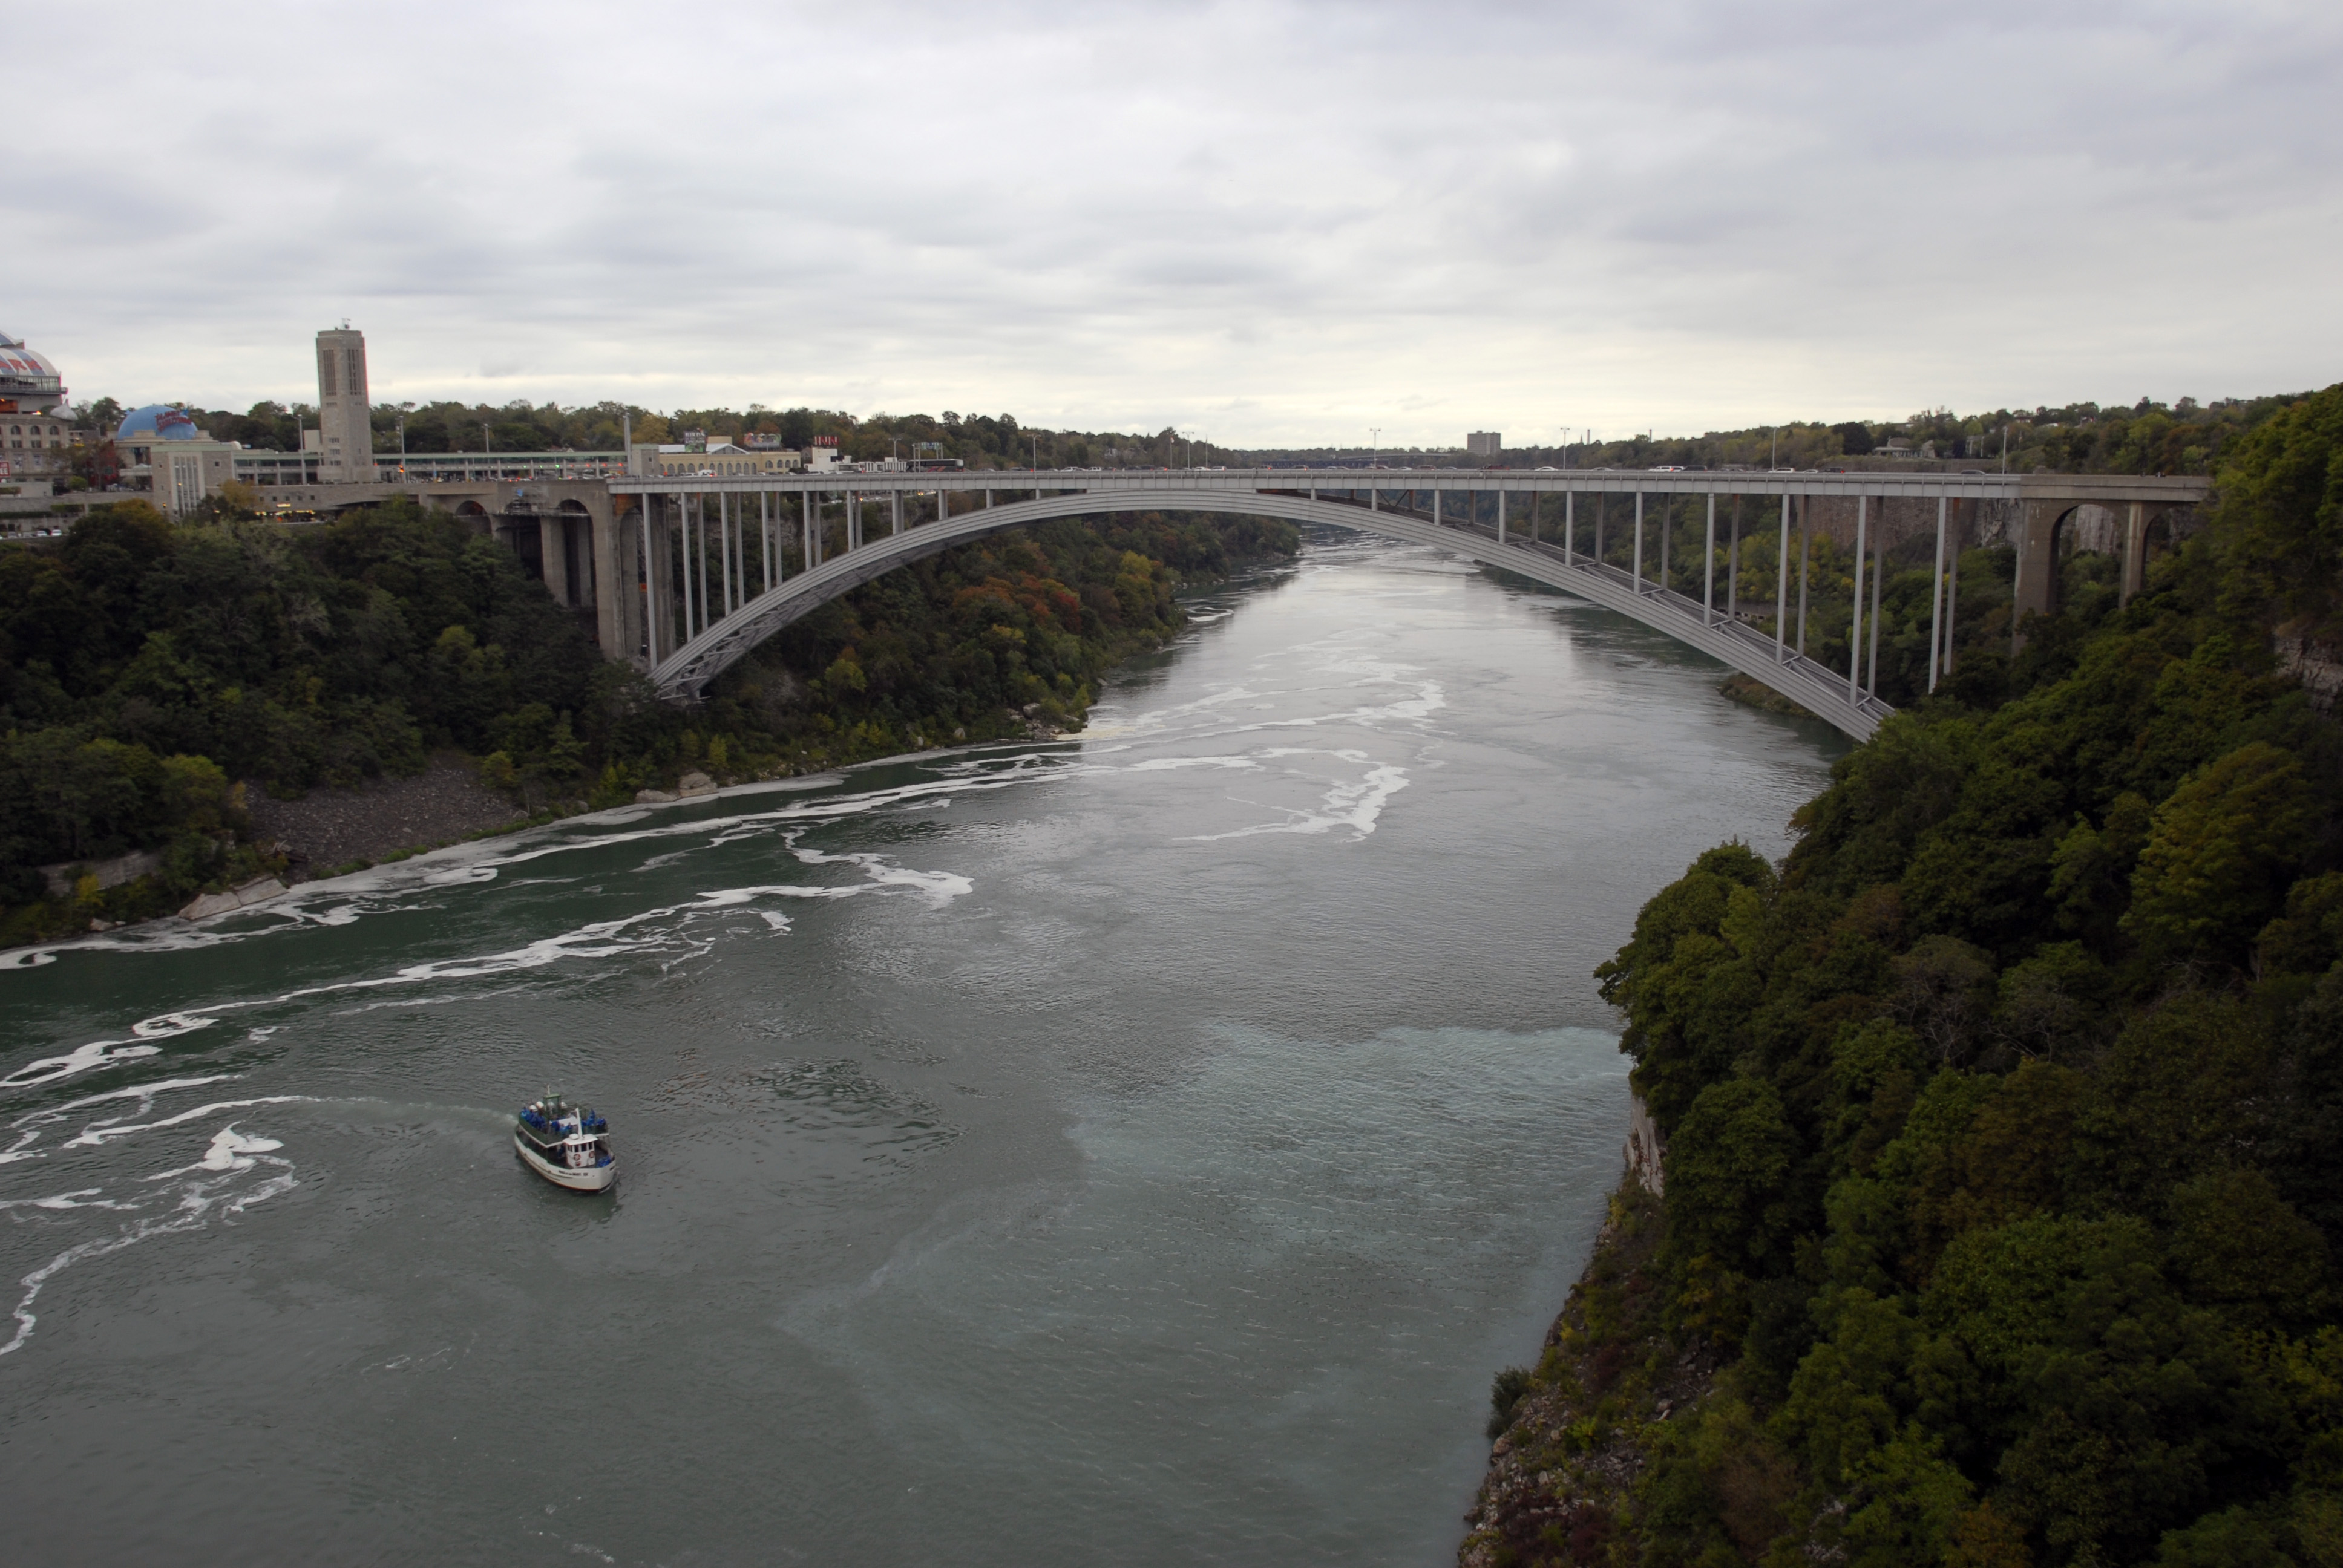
[514,1093,615,1192]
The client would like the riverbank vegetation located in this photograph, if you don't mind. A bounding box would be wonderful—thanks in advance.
[0,498,1294,944]
[1466,382,2343,1566]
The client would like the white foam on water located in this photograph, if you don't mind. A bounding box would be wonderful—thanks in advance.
[1184,762,1413,842]
[0,850,975,1105]
[1,1040,163,1090]
[0,763,1032,976]
[18,1075,240,1131]
[1122,756,1264,774]
[0,1014,218,1093]
[3,1076,303,1169]
[61,1095,315,1151]
[143,1126,286,1180]
[1,1077,306,1358]
[0,1188,137,1212]
[784,846,973,908]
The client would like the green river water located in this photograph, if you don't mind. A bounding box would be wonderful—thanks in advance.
[0,528,1838,1564]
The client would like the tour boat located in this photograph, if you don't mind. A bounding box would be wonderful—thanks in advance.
[513,1092,615,1192]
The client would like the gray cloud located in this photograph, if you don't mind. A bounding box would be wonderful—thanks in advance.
[10,0,2338,444]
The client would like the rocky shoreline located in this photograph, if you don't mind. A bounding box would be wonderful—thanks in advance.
[1457,1171,1712,1567]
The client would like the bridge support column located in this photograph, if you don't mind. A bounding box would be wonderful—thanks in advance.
[2011,499,2068,648]
[1848,496,1868,704]
[893,490,902,537]
[680,496,698,642]
[1866,505,1884,698]
[1928,495,1948,694]
[1797,498,1812,655]
[539,518,572,607]
[2120,501,2148,605]
[1564,491,1574,564]
[1944,526,1960,678]
[638,498,656,667]
[1632,492,1643,591]
[1497,490,1506,546]
[1660,495,1671,591]
[1728,495,1742,619]
[647,495,675,667]
[1774,496,1791,662]
[595,497,632,662]
[1702,494,1715,625]
[698,495,712,632]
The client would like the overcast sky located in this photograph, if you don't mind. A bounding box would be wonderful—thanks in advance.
[11,0,2339,446]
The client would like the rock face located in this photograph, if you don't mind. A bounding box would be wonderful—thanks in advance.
[677,771,718,798]
[1623,1094,1665,1198]
[40,848,165,900]
[2273,624,2343,716]
[1458,1184,1712,1568]
[180,877,288,921]
[634,789,678,804]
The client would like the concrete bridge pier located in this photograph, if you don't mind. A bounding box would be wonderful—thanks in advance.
[594,498,638,662]
[2011,484,2195,648]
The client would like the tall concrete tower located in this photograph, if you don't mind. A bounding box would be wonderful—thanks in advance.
[315,325,377,481]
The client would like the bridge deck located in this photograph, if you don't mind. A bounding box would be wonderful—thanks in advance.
[612,465,2209,505]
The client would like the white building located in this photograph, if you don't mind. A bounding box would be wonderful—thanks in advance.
[114,405,239,515]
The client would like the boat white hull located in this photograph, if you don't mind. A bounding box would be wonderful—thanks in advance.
[514,1131,617,1192]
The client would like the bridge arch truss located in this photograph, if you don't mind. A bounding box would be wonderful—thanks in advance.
[606,468,2208,742]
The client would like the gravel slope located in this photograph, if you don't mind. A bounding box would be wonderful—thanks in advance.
[244,755,529,877]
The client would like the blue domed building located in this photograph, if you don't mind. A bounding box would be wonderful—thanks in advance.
[114,405,240,515]
[116,404,208,443]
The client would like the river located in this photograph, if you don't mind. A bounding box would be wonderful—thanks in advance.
[0,528,1839,1565]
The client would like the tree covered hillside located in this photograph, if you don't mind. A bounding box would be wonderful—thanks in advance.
[0,500,1294,943]
[1467,384,2343,1567]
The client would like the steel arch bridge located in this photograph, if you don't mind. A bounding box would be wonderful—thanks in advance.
[606,468,2209,742]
